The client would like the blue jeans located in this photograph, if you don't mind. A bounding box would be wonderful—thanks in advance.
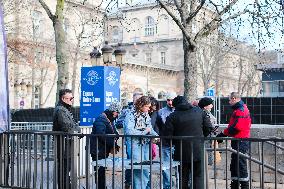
[127,141,150,189]
[161,146,174,189]
[125,141,131,186]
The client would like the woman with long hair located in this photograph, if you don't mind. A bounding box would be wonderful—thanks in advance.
[124,96,158,189]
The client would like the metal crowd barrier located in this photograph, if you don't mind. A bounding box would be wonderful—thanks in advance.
[0,131,284,189]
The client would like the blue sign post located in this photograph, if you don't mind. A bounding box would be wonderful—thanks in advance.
[80,66,120,126]
[207,88,215,97]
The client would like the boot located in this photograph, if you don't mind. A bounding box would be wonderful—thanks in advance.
[124,184,131,189]
[231,180,239,189]
[240,181,249,189]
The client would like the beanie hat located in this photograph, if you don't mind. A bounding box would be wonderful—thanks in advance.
[172,95,188,107]
[198,97,214,109]
[165,92,177,100]
[108,101,122,113]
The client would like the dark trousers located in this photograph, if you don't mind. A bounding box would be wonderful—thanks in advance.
[57,156,71,189]
[179,160,202,189]
[230,141,249,189]
[92,154,109,189]
[56,137,72,189]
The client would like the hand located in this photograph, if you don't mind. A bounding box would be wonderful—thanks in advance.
[216,132,227,143]
[146,127,151,134]
[152,138,160,144]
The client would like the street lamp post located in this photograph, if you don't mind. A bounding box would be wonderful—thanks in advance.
[90,41,126,69]
[14,79,32,109]
[114,43,126,69]
[101,41,113,66]
[90,47,102,66]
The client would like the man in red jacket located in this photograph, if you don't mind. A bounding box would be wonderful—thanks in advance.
[217,92,251,189]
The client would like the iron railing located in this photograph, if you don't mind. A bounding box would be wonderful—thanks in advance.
[0,131,284,189]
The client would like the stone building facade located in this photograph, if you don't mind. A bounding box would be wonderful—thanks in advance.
[4,1,261,109]
[4,0,104,109]
[106,3,262,104]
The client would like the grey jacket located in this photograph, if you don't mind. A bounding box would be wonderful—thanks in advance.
[52,102,81,133]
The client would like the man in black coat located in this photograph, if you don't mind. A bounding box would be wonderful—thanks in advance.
[52,89,81,189]
[163,96,213,189]
[90,101,121,189]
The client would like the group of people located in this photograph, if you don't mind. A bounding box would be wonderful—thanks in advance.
[53,89,251,189]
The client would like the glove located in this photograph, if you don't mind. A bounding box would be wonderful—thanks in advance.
[109,144,120,155]
[115,144,120,153]
[216,132,227,143]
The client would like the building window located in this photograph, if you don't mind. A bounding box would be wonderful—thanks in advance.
[277,52,284,64]
[32,10,43,37]
[161,52,166,64]
[272,81,279,92]
[34,86,40,109]
[145,52,152,63]
[145,16,155,36]
[112,27,120,42]
[279,81,284,92]
[262,82,272,93]
[35,51,42,64]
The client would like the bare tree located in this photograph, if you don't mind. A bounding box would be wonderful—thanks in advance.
[38,0,68,103]
[157,0,282,101]
[64,4,104,96]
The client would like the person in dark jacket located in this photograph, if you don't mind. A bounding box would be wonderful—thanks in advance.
[149,96,160,133]
[52,89,81,189]
[217,92,251,189]
[156,92,176,189]
[164,96,213,189]
[90,101,122,189]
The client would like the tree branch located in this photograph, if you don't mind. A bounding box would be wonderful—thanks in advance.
[38,0,55,21]
[186,0,206,24]
[194,0,242,40]
[158,0,195,50]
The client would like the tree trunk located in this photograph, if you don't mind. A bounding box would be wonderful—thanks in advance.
[183,37,197,102]
[53,0,68,103]
[71,51,78,96]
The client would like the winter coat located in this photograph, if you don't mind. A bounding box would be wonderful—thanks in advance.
[164,102,213,162]
[149,111,159,133]
[115,102,134,129]
[224,100,251,138]
[156,106,175,135]
[124,110,157,137]
[90,113,118,159]
[53,101,81,159]
[52,101,80,133]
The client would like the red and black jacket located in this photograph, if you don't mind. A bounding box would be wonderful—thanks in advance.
[224,100,251,138]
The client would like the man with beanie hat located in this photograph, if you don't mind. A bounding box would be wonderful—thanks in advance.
[217,92,251,189]
[163,95,213,189]
[198,97,218,167]
[90,101,121,189]
[156,91,176,189]
[198,97,213,109]
[198,97,216,128]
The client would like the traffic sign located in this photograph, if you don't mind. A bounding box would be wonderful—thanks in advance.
[207,88,215,97]
[20,100,24,106]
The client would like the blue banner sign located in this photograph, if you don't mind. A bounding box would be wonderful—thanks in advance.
[0,4,9,132]
[80,66,120,126]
